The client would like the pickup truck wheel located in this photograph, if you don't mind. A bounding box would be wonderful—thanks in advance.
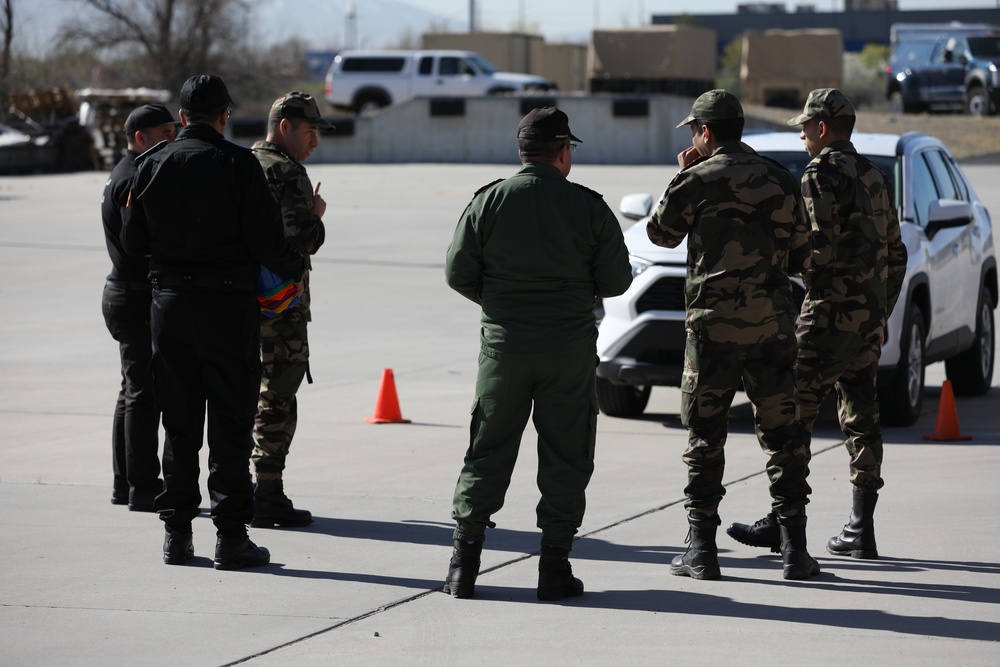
[945,285,995,395]
[966,86,991,116]
[889,91,912,114]
[879,303,925,427]
[596,378,651,417]
[355,95,389,116]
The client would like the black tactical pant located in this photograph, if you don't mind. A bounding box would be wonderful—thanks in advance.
[102,281,161,503]
[452,346,598,551]
[151,288,261,535]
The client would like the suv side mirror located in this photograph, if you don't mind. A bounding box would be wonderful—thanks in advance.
[619,193,653,221]
[925,199,973,240]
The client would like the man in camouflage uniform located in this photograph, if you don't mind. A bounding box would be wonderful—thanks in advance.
[443,107,632,601]
[648,90,818,581]
[249,92,331,528]
[728,89,907,560]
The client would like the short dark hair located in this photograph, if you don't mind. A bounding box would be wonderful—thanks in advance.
[819,114,855,136]
[267,115,305,134]
[696,117,745,142]
[181,105,227,124]
[518,137,566,163]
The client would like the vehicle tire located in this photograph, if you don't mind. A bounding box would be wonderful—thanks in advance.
[879,303,925,427]
[965,86,991,116]
[945,285,995,395]
[596,378,651,417]
[889,90,911,114]
[354,94,389,116]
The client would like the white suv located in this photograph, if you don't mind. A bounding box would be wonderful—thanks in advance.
[597,131,997,426]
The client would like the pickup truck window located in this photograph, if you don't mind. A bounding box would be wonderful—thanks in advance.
[969,37,1000,57]
[342,57,406,73]
[418,56,433,75]
[439,57,476,76]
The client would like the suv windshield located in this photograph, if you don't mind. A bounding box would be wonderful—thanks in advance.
[758,151,900,209]
[968,37,1000,57]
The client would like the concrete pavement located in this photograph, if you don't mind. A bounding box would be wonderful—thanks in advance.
[1,163,998,666]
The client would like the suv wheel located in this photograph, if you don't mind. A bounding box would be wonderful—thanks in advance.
[880,303,925,426]
[596,378,651,417]
[966,86,991,116]
[945,285,995,395]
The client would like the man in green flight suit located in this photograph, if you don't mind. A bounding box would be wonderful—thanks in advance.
[647,90,819,581]
[249,92,331,527]
[443,107,633,601]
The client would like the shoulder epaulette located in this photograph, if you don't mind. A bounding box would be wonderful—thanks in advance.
[132,140,169,164]
[571,182,604,199]
[473,178,504,196]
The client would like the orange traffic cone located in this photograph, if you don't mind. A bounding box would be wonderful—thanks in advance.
[922,380,972,441]
[364,368,411,424]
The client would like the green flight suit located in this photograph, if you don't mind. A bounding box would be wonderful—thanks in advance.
[445,162,632,550]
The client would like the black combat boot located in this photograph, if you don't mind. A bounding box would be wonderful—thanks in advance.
[214,530,271,570]
[726,510,780,553]
[778,515,820,580]
[163,528,194,565]
[251,479,313,528]
[827,489,879,559]
[537,545,584,602]
[670,514,722,580]
[443,539,483,599]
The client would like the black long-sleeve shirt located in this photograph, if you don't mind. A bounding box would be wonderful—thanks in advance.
[121,123,303,287]
[101,149,151,284]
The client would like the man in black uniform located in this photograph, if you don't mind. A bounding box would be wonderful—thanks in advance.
[101,104,179,511]
[121,75,304,569]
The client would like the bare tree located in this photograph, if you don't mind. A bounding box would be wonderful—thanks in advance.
[1,0,12,114]
[61,0,252,94]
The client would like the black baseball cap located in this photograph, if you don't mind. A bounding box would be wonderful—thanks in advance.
[179,74,234,114]
[517,107,581,143]
[123,104,181,135]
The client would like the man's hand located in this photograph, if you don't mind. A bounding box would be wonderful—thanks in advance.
[312,181,327,218]
[677,146,701,171]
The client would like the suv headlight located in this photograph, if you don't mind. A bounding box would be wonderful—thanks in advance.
[630,256,654,277]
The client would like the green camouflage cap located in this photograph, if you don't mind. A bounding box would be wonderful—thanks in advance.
[676,89,744,128]
[269,91,333,128]
[787,88,855,126]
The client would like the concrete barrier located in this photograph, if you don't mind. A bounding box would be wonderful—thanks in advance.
[231,94,787,165]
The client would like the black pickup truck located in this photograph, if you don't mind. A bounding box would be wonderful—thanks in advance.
[886,34,1000,116]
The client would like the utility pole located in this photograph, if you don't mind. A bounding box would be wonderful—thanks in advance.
[469,0,476,32]
[346,0,357,49]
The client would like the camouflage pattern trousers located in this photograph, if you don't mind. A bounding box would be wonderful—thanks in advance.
[680,330,811,517]
[252,312,309,480]
[797,324,884,492]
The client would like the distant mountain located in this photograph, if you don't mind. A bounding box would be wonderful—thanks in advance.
[14,0,463,53]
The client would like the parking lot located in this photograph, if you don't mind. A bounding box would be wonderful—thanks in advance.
[1,161,998,666]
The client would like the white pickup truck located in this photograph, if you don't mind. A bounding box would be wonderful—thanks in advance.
[324,50,557,115]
